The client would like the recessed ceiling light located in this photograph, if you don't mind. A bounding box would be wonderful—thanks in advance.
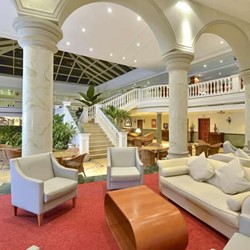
[203,64,207,68]
[176,1,191,13]
[122,56,126,60]
[147,81,150,84]
[82,28,86,32]
[220,41,224,45]
[110,53,113,57]
[137,43,140,47]
[89,48,93,51]
[66,42,70,46]
[137,16,141,21]
[220,60,223,63]
[219,72,222,75]
[108,7,112,13]
[134,59,137,63]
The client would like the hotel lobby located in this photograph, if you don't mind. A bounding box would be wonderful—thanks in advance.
[1,1,250,249]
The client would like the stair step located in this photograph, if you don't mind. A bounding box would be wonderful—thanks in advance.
[90,149,107,154]
[90,142,112,147]
[90,153,107,159]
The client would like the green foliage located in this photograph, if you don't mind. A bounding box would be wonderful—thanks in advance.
[103,105,130,128]
[0,126,22,147]
[53,114,76,150]
[76,85,102,107]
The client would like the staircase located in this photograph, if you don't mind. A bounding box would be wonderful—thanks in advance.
[83,122,113,159]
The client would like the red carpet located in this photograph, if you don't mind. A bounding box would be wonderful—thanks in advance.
[0,173,228,250]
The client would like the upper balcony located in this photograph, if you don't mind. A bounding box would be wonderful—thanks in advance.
[0,74,244,118]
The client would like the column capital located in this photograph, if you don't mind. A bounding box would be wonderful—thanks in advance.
[162,50,194,71]
[239,69,250,83]
[13,15,63,53]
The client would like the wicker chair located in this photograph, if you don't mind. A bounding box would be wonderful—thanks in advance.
[158,148,168,160]
[133,138,143,148]
[2,148,22,165]
[208,142,222,156]
[0,144,11,169]
[139,149,157,166]
[195,144,209,157]
[62,153,86,176]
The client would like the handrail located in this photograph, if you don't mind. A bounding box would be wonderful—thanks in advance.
[95,105,120,146]
[0,74,242,114]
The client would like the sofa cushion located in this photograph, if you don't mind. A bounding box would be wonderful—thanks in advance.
[110,148,136,167]
[235,149,250,159]
[17,153,54,181]
[160,175,239,227]
[160,165,189,177]
[44,177,77,203]
[187,152,214,181]
[216,158,250,194]
[111,167,140,181]
[227,191,250,211]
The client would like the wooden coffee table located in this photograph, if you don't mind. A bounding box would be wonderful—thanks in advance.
[105,185,188,250]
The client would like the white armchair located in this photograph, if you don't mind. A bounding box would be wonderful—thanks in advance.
[10,152,78,226]
[107,147,144,190]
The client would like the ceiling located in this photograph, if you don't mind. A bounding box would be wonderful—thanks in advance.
[0,1,249,87]
[0,37,134,86]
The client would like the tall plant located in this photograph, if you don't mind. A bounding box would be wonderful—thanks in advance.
[76,85,102,107]
[103,105,130,128]
[53,114,76,150]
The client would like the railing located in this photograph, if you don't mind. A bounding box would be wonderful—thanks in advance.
[0,74,242,113]
[95,105,120,146]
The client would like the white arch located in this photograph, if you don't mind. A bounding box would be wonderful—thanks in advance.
[57,0,176,56]
[195,20,250,72]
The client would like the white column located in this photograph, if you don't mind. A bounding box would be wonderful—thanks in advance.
[118,131,128,147]
[163,51,194,158]
[240,70,250,148]
[156,112,162,144]
[14,16,62,156]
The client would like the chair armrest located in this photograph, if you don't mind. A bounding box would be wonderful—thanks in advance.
[240,213,250,237]
[135,149,144,178]
[241,196,250,214]
[10,159,44,214]
[50,154,78,181]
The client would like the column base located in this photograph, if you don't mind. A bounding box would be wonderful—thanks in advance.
[167,150,189,159]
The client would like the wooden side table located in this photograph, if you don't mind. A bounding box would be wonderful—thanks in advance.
[105,185,188,250]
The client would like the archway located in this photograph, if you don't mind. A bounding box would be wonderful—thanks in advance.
[58,0,176,56]
[194,21,250,147]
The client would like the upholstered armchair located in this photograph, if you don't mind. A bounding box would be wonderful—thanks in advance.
[10,152,78,226]
[107,147,144,190]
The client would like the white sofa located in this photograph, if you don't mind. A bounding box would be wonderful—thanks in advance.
[158,153,250,238]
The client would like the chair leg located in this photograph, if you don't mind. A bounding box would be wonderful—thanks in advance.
[14,206,17,216]
[83,168,87,177]
[37,214,43,226]
[73,197,76,208]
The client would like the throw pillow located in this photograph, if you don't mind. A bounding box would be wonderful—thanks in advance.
[227,191,250,211]
[216,158,250,194]
[235,149,250,159]
[187,152,214,181]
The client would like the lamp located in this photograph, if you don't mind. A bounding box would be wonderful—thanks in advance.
[135,128,141,135]
[226,117,231,124]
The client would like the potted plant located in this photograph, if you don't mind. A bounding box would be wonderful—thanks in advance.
[53,114,76,150]
[76,85,102,107]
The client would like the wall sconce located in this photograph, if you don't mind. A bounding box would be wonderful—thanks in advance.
[226,117,232,124]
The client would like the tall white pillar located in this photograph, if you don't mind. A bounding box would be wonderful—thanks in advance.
[156,112,162,144]
[14,16,62,156]
[163,51,194,158]
[240,70,250,148]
